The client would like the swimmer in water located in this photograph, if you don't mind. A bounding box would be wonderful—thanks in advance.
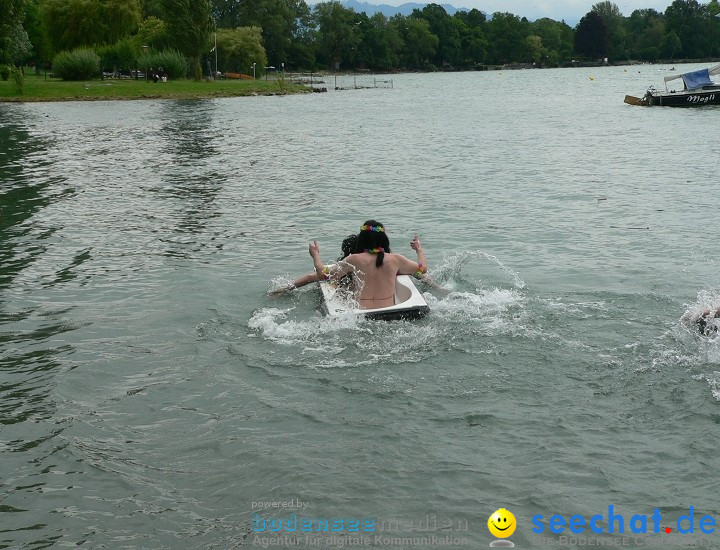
[681,306,720,335]
[269,234,358,296]
[309,220,427,310]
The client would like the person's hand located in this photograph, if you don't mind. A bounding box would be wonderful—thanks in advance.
[309,240,320,257]
[410,235,422,251]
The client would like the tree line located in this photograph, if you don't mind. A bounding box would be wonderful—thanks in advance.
[2,0,720,81]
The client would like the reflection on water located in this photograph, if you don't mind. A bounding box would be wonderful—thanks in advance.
[156,102,224,256]
[0,110,78,547]
[0,111,72,421]
[0,115,64,291]
[2,69,720,547]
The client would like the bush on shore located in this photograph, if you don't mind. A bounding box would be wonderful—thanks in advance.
[137,49,187,80]
[98,39,137,75]
[53,48,100,80]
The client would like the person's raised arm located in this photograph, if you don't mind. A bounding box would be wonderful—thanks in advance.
[268,272,321,296]
[310,241,355,282]
[309,241,326,279]
[397,236,428,278]
[410,235,427,276]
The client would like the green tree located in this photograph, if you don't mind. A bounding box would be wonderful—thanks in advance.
[591,1,626,59]
[391,15,437,68]
[0,0,27,63]
[486,12,528,64]
[212,0,242,27]
[530,18,573,65]
[102,0,143,44]
[287,0,316,69]
[22,0,50,69]
[458,7,485,28]
[4,23,32,65]
[141,0,163,17]
[453,9,487,65]
[625,9,665,61]
[665,0,712,58]
[710,0,720,16]
[255,0,296,65]
[216,26,267,75]
[574,11,609,59]
[352,12,400,70]
[413,3,462,67]
[523,34,543,63]
[161,0,214,80]
[213,0,308,66]
[313,1,361,70]
[659,29,681,58]
[133,16,171,50]
[41,0,141,54]
[453,14,487,65]
[42,0,103,53]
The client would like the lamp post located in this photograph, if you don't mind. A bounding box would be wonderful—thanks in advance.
[142,45,149,80]
[252,63,256,79]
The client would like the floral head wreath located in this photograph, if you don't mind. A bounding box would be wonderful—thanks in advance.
[360,225,385,233]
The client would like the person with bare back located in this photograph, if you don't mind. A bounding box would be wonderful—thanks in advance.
[308,220,427,309]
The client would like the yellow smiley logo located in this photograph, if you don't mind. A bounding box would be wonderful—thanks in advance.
[487,508,516,538]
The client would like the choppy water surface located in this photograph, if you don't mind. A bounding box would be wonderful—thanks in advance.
[2,67,720,548]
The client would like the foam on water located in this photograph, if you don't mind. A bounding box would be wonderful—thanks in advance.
[247,306,362,345]
[249,251,529,370]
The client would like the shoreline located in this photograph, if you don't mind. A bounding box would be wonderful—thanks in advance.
[0,76,311,103]
[0,89,311,103]
[2,60,715,103]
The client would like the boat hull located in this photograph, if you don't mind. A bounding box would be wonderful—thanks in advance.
[319,275,429,321]
[645,87,720,107]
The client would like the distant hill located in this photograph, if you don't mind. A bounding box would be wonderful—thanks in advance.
[342,0,474,17]
[340,0,579,25]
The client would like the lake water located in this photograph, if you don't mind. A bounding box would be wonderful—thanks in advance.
[2,66,720,549]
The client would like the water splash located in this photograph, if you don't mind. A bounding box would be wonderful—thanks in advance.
[430,250,525,290]
[680,289,720,330]
[250,250,528,368]
[247,306,362,345]
[692,372,720,401]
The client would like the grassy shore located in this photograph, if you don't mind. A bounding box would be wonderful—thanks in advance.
[0,72,310,102]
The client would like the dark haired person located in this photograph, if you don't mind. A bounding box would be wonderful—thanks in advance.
[309,221,427,310]
[269,234,358,296]
[682,306,720,336]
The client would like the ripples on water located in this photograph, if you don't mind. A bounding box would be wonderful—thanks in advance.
[2,68,720,547]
